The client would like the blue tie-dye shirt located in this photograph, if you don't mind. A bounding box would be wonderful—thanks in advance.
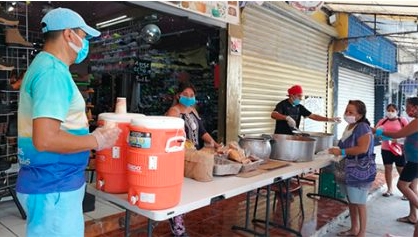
[16,52,89,194]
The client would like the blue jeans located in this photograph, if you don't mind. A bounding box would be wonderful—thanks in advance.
[17,183,86,237]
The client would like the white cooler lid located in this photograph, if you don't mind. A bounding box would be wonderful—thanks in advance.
[98,113,145,122]
[131,116,184,129]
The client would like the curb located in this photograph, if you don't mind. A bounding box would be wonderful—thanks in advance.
[312,181,387,236]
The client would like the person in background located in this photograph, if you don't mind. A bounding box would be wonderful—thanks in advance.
[165,81,220,237]
[374,104,409,198]
[271,85,341,135]
[166,81,220,150]
[329,100,376,237]
[377,97,418,237]
[16,8,120,236]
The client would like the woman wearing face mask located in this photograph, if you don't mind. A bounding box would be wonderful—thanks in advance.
[377,97,418,237]
[271,84,341,134]
[165,81,220,237]
[329,100,376,237]
[374,104,409,198]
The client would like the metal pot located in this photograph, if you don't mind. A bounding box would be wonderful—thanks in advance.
[238,134,272,163]
[306,132,334,153]
[269,134,316,162]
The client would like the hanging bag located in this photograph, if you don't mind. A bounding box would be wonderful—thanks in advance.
[344,131,376,185]
[333,157,346,184]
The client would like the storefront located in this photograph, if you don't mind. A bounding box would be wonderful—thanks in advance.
[12,2,240,141]
[231,2,337,139]
[331,14,397,137]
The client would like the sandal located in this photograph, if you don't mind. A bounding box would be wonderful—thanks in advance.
[382,192,393,197]
[401,196,408,201]
[396,216,417,225]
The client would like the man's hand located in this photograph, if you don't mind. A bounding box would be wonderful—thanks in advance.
[91,127,121,151]
[329,117,342,123]
[285,116,296,128]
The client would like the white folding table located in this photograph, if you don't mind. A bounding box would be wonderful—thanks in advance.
[87,154,334,237]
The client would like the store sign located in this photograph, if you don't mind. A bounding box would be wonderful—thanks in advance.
[164,1,240,25]
[133,59,152,83]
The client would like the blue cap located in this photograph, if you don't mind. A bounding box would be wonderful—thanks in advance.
[41,8,100,38]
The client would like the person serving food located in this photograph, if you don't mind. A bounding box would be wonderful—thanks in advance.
[271,85,340,134]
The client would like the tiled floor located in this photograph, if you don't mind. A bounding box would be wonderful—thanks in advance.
[84,171,384,237]
[0,146,407,237]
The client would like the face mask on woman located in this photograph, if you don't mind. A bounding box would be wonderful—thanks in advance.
[179,96,196,107]
[344,115,357,124]
[386,111,397,119]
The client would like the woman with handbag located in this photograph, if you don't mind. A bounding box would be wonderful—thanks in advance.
[329,100,376,237]
[374,104,409,198]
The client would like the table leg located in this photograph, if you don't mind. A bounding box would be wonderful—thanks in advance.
[8,187,26,220]
[147,219,152,237]
[125,210,131,237]
[284,179,290,227]
[231,190,266,236]
[253,179,303,237]
[264,184,271,236]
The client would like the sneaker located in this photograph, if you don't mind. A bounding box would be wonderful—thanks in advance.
[0,64,14,71]
[0,7,19,26]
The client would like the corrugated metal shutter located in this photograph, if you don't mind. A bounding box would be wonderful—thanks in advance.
[336,67,375,138]
[240,4,332,135]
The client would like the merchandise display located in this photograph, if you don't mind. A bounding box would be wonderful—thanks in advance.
[88,20,220,135]
[0,1,222,226]
[0,3,30,219]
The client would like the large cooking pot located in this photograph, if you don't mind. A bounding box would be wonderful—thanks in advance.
[238,134,271,163]
[305,132,334,153]
[270,134,316,162]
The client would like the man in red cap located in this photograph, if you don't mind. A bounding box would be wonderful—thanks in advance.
[271,85,341,134]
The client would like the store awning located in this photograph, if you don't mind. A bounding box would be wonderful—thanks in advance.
[323,1,418,64]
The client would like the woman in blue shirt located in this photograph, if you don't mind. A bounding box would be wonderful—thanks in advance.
[378,97,417,237]
[329,100,376,237]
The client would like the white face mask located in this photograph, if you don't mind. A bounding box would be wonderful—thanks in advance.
[386,111,397,119]
[68,30,83,53]
[344,115,357,124]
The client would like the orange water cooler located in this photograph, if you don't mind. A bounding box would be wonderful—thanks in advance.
[95,113,145,193]
[127,116,185,210]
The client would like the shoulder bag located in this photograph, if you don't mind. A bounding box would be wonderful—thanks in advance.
[344,132,376,186]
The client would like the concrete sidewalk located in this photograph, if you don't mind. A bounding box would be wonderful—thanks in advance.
[317,146,416,237]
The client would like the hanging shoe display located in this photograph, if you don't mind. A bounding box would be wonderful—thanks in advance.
[5,27,33,47]
[8,70,25,90]
[0,58,15,71]
[0,63,14,71]
[6,112,17,137]
[0,7,19,26]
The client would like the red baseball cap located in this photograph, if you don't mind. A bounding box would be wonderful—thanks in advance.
[288,85,303,95]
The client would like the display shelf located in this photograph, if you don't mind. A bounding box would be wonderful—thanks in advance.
[0,2,30,172]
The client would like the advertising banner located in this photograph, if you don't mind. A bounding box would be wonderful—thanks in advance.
[164,1,240,25]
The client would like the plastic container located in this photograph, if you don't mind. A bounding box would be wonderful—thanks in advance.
[95,113,145,193]
[213,155,242,176]
[127,116,185,210]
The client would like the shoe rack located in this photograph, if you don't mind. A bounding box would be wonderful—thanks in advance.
[89,26,219,136]
[0,2,32,189]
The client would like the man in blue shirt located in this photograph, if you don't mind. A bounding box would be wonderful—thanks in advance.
[16,8,121,236]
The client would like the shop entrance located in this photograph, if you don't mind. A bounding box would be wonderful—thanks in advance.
[23,1,225,139]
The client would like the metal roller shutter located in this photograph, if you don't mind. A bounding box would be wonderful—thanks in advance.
[240,3,332,135]
[336,67,375,138]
